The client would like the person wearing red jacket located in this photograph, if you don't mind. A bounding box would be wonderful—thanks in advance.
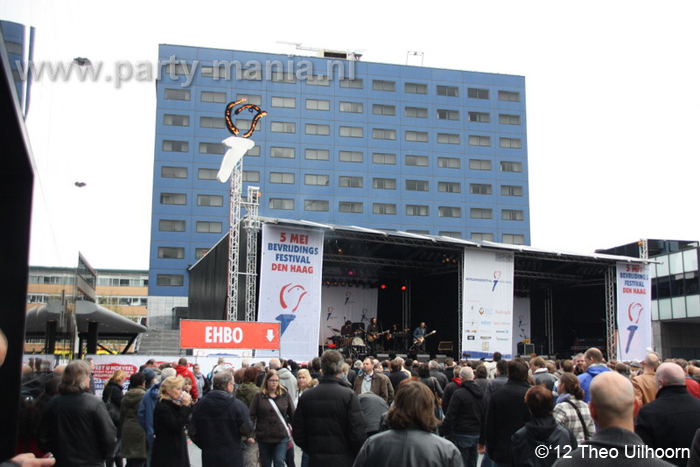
[174,358,199,401]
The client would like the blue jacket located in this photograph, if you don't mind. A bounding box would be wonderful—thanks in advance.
[578,365,611,403]
[137,382,160,447]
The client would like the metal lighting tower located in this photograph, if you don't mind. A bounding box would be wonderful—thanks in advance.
[226,159,244,322]
[243,186,261,322]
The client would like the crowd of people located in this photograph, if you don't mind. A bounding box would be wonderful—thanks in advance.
[9,347,700,467]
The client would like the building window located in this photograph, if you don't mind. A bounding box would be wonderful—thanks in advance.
[163,140,189,152]
[158,246,185,259]
[500,161,523,172]
[405,106,428,118]
[471,232,494,242]
[157,274,184,287]
[307,75,330,86]
[243,171,260,182]
[305,148,330,161]
[159,219,185,232]
[468,112,490,123]
[199,142,224,155]
[161,166,188,179]
[405,155,429,167]
[373,178,396,189]
[339,202,363,213]
[195,248,209,260]
[201,65,229,78]
[373,104,396,116]
[339,176,363,188]
[502,209,525,221]
[498,90,520,102]
[503,234,525,245]
[470,208,493,219]
[339,151,363,163]
[269,198,294,210]
[201,91,226,103]
[270,172,295,184]
[437,133,460,145]
[437,85,459,97]
[467,88,490,99]
[270,147,296,159]
[247,146,260,157]
[235,68,263,81]
[374,128,397,140]
[406,205,429,216]
[168,63,191,76]
[339,78,363,89]
[339,126,363,138]
[469,159,492,171]
[439,206,462,218]
[305,174,329,186]
[438,182,461,193]
[406,180,429,191]
[373,203,396,215]
[200,116,226,129]
[373,153,396,165]
[270,71,296,83]
[469,183,492,195]
[406,229,430,234]
[304,200,329,211]
[373,80,396,92]
[197,195,224,207]
[438,157,460,169]
[437,109,459,121]
[306,99,330,111]
[270,121,296,133]
[405,82,428,94]
[405,130,428,142]
[236,94,262,105]
[468,135,491,147]
[499,114,521,125]
[235,119,252,133]
[165,89,190,101]
[306,124,330,136]
[439,231,463,239]
[163,114,190,126]
[271,96,296,108]
[160,193,186,205]
[500,138,522,149]
[339,101,363,113]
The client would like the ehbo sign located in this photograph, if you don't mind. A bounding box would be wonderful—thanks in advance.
[180,320,280,350]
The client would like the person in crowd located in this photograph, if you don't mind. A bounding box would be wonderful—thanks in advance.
[578,348,610,402]
[192,364,211,398]
[142,368,157,389]
[429,360,448,390]
[552,373,596,444]
[308,358,322,380]
[615,362,631,378]
[473,364,489,393]
[417,363,443,419]
[39,360,116,466]
[182,376,193,397]
[511,385,577,467]
[629,359,642,376]
[441,368,462,413]
[354,380,462,467]
[344,358,357,387]
[120,372,148,467]
[137,367,176,465]
[531,357,557,391]
[173,358,198,401]
[358,390,389,438]
[635,362,700,466]
[235,366,261,467]
[295,369,316,404]
[293,349,366,467]
[443,357,457,381]
[485,359,531,466]
[675,359,700,398]
[388,358,408,392]
[572,353,585,376]
[249,370,295,467]
[483,359,509,409]
[483,352,501,380]
[151,376,192,467]
[439,366,484,467]
[353,357,394,404]
[210,357,230,377]
[191,370,253,467]
[271,358,298,403]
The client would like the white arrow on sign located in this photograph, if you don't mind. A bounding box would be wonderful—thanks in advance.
[266,329,275,342]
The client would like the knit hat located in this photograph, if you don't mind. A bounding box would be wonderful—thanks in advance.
[143,367,157,383]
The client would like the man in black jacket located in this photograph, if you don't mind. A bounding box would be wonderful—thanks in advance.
[293,350,366,467]
[191,370,253,467]
[440,366,485,467]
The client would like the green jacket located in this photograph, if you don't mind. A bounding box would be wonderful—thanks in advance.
[120,386,147,459]
[235,382,260,408]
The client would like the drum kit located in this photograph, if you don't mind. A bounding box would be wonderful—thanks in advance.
[327,326,367,359]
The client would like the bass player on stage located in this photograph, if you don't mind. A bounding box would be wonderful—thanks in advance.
[412,322,429,353]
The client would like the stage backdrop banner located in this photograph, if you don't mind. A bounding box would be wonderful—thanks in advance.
[462,249,515,359]
[258,224,324,362]
[320,287,378,344]
[616,262,652,361]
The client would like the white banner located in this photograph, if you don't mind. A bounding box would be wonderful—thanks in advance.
[462,249,515,359]
[258,225,324,362]
[616,263,652,361]
[320,287,378,343]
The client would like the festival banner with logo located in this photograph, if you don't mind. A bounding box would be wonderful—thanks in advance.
[258,224,324,362]
[616,263,652,361]
[320,287,378,344]
[462,249,515,359]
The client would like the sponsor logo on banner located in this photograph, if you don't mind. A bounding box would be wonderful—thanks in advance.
[467,335,475,340]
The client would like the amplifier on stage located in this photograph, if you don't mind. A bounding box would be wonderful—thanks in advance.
[517,342,535,356]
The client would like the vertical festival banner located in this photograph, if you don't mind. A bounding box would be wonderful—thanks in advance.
[616,263,652,361]
[320,287,378,343]
[462,249,515,359]
[258,225,324,362]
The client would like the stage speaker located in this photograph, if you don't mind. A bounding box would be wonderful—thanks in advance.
[524,343,535,355]
[416,354,430,362]
[396,354,408,360]
[435,354,447,364]
[377,353,390,360]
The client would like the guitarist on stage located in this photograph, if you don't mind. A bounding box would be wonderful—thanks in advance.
[412,322,429,353]
[366,317,381,355]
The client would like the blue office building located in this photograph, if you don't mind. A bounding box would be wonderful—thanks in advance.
[149,44,530,326]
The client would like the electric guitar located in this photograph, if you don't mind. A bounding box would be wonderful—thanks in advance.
[413,330,437,345]
[367,330,390,342]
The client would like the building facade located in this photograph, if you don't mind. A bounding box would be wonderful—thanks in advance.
[0,19,34,116]
[149,45,531,327]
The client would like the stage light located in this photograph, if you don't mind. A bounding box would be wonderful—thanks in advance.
[347,269,355,276]
[333,281,339,286]
[401,285,407,291]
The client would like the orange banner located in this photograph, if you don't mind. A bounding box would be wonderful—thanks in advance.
[180,320,280,350]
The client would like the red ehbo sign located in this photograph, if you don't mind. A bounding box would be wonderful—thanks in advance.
[180,320,280,350]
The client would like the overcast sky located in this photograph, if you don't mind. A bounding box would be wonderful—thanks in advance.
[3,0,699,270]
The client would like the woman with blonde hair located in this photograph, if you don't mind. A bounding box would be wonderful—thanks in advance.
[249,370,295,467]
[152,375,192,467]
[103,369,128,467]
